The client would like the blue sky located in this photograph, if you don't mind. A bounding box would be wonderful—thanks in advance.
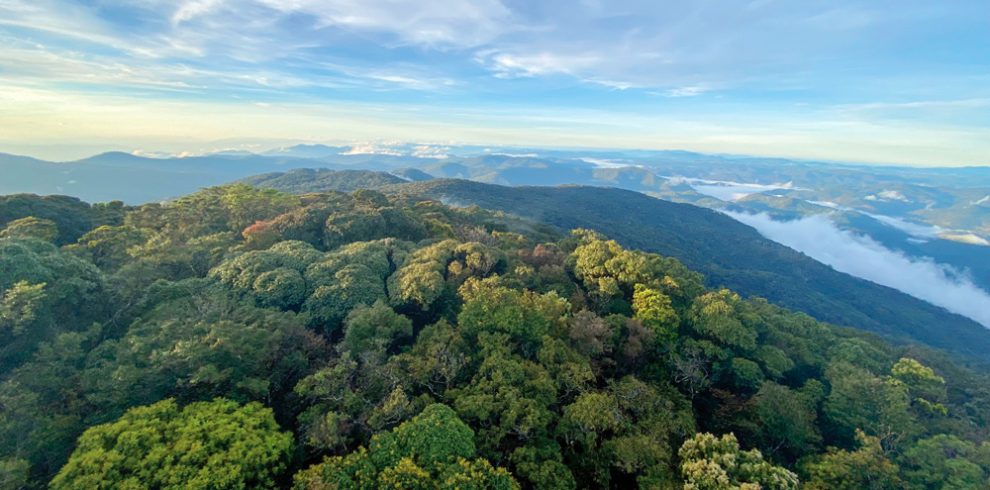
[0,0,988,165]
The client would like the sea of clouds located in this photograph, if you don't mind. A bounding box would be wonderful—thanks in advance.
[724,211,990,328]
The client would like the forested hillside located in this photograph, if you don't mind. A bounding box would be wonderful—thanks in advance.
[241,172,990,363]
[1,185,989,489]
[390,180,990,362]
[242,168,410,194]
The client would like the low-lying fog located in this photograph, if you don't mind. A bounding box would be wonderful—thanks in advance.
[725,211,990,328]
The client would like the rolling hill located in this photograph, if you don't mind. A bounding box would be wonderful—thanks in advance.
[233,170,990,362]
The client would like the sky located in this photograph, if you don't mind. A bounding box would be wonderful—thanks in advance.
[1,0,988,165]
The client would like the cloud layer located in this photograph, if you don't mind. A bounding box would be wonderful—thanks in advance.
[0,0,988,163]
[725,211,990,328]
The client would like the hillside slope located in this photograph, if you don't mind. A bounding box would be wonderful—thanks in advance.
[242,168,408,193]
[388,179,990,361]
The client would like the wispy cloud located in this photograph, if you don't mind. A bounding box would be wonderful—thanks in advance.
[478,51,602,78]
[0,0,988,165]
[172,0,225,25]
[661,86,710,98]
[252,0,513,47]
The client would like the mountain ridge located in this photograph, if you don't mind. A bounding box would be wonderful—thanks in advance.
[225,170,990,362]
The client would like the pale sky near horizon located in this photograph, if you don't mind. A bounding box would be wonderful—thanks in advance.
[1,0,988,165]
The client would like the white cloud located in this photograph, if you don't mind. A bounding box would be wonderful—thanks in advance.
[479,51,601,78]
[131,149,178,158]
[580,157,636,169]
[253,0,512,47]
[412,145,449,159]
[489,152,539,158]
[341,143,404,156]
[838,98,990,113]
[877,189,910,201]
[365,73,458,91]
[725,211,990,328]
[663,86,709,98]
[172,0,224,24]
[0,41,201,91]
[939,233,990,247]
[670,177,802,201]
[808,200,840,209]
[865,213,941,238]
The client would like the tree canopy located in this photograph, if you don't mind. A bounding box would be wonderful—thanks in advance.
[50,398,292,490]
[0,186,986,489]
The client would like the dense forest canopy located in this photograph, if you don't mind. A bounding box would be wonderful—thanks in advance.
[0,184,988,489]
[385,179,990,362]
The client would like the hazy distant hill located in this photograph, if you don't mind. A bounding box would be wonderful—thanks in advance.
[0,151,326,203]
[4,147,986,235]
[0,148,448,203]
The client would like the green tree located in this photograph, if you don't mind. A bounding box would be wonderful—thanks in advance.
[210,240,322,310]
[50,398,292,490]
[82,285,324,410]
[0,217,58,242]
[389,319,469,398]
[0,327,98,483]
[749,381,821,461]
[800,430,902,490]
[729,357,765,391]
[688,290,757,351]
[388,240,502,313]
[65,224,149,270]
[898,434,989,490]
[301,239,403,331]
[341,300,413,358]
[891,357,948,417]
[0,281,46,336]
[293,404,518,489]
[823,362,916,451]
[457,278,569,357]
[568,231,703,312]
[325,208,387,249]
[219,184,301,231]
[0,238,105,321]
[559,392,622,445]
[678,432,798,490]
[0,238,106,370]
[452,349,557,458]
[0,457,29,489]
[632,284,679,344]
[0,194,122,245]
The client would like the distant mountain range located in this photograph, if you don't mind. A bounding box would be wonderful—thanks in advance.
[3,144,988,354]
[4,144,987,234]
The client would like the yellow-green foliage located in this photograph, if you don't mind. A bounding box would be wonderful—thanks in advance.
[50,398,292,490]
